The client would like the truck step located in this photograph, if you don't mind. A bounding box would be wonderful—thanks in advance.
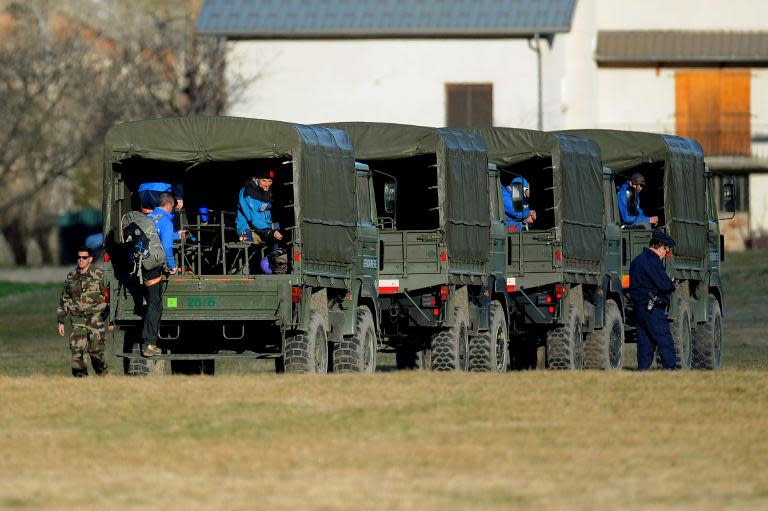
[116,352,280,360]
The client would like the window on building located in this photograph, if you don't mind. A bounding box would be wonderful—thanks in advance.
[714,174,749,212]
[676,70,751,156]
[446,83,493,128]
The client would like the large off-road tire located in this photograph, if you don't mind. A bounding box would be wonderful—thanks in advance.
[121,328,168,376]
[468,301,508,372]
[584,299,624,370]
[333,306,377,373]
[658,298,692,369]
[430,309,469,371]
[283,310,328,374]
[692,294,723,370]
[546,306,584,370]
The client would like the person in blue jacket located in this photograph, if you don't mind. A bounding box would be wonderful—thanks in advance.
[236,169,283,243]
[502,177,536,231]
[617,173,658,229]
[141,192,180,357]
[629,230,677,370]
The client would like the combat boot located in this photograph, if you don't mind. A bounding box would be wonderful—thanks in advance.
[142,344,162,357]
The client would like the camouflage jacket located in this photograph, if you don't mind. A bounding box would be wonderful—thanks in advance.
[56,266,108,324]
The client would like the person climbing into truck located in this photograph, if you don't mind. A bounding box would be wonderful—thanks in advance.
[502,176,536,232]
[235,169,287,274]
[617,173,658,229]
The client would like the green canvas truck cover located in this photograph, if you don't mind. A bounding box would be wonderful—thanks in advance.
[474,127,604,265]
[324,122,490,265]
[103,116,358,264]
[564,130,707,262]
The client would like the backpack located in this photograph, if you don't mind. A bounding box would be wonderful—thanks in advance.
[121,211,165,283]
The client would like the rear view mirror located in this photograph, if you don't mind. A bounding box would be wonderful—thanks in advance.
[511,182,525,213]
[625,186,639,217]
[721,183,736,214]
[384,180,397,214]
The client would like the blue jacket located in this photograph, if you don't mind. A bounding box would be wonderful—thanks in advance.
[502,184,531,231]
[139,181,184,199]
[235,187,272,234]
[148,207,177,271]
[629,247,675,306]
[617,181,650,224]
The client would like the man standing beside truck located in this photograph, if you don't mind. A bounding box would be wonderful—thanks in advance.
[141,192,178,357]
[57,246,109,377]
[629,231,677,370]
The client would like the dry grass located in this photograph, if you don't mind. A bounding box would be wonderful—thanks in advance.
[0,372,767,510]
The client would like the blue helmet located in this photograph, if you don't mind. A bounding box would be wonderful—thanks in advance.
[511,177,529,190]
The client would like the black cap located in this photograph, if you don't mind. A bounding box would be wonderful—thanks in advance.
[254,168,276,180]
[631,173,646,186]
[651,230,675,248]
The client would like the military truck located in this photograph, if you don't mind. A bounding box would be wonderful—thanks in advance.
[102,117,380,375]
[566,130,729,370]
[324,123,507,372]
[475,128,624,370]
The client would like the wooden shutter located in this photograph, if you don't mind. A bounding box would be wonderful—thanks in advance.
[676,70,750,156]
[720,70,750,156]
[446,83,493,128]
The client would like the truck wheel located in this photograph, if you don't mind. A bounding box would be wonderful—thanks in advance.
[284,311,329,374]
[659,299,692,369]
[430,309,469,371]
[121,328,167,376]
[584,299,624,370]
[468,301,508,372]
[546,307,584,370]
[692,294,722,370]
[333,306,377,373]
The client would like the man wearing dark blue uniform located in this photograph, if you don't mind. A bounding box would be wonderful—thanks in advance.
[629,231,677,369]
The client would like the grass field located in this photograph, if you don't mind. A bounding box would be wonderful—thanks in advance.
[0,253,766,509]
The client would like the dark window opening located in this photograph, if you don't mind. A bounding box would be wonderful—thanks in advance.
[614,162,666,227]
[446,83,493,128]
[499,157,556,231]
[366,155,439,231]
[114,157,296,276]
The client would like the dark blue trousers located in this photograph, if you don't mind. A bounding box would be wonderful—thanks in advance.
[634,306,677,370]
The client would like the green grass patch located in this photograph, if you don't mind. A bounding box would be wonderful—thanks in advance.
[0,281,59,299]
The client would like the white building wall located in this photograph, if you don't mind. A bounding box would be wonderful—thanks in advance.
[227,39,562,128]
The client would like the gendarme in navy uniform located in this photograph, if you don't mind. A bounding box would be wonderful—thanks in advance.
[629,231,677,369]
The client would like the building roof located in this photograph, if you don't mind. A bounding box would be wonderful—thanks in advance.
[197,0,576,39]
[596,30,768,66]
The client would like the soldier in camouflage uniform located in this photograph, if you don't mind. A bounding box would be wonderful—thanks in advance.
[57,246,109,377]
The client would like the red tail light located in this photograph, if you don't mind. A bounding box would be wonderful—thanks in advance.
[548,306,556,314]
[293,250,301,263]
[555,249,562,262]
[440,249,447,262]
[545,295,553,304]
[440,285,449,302]
[554,283,567,300]
[103,252,110,263]
[291,287,302,303]
[433,308,440,316]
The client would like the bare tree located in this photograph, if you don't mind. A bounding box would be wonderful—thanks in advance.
[0,0,250,263]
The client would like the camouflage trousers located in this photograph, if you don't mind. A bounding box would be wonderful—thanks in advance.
[70,316,108,377]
